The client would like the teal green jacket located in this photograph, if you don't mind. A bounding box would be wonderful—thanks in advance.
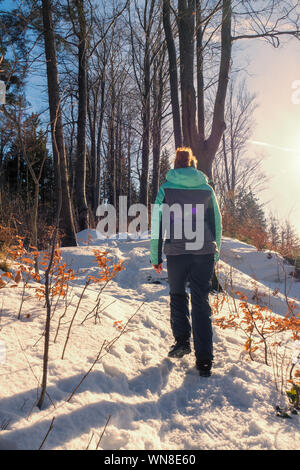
[150,167,222,265]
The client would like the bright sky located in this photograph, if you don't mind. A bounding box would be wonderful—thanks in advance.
[236,38,300,235]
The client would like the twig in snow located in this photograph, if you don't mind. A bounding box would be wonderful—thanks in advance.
[85,432,95,450]
[66,340,106,402]
[13,328,55,415]
[81,298,116,325]
[66,301,144,402]
[96,414,112,450]
[54,288,75,343]
[61,280,91,359]
[38,416,56,450]
[105,302,145,352]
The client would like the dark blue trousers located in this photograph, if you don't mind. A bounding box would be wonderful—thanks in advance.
[166,253,215,361]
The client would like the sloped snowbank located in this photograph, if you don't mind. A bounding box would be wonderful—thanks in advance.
[0,234,299,450]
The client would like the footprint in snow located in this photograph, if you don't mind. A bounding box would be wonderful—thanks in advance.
[124,344,135,354]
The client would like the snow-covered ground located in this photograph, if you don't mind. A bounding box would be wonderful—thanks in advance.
[0,231,299,450]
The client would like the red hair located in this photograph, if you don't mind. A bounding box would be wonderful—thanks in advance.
[174,147,198,169]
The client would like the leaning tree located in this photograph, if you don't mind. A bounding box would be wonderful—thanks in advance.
[162,0,300,182]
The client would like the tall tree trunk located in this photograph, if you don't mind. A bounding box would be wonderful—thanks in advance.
[88,83,97,213]
[178,0,198,152]
[38,0,72,410]
[74,0,89,231]
[206,0,232,179]
[152,56,164,202]
[222,133,231,192]
[107,68,117,208]
[164,0,232,182]
[41,0,77,246]
[67,92,76,201]
[116,101,122,215]
[95,78,106,209]
[162,0,182,149]
[127,124,132,209]
[196,0,205,141]
[139,42,151,207]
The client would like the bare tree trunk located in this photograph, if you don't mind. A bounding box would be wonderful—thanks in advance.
[162,0,182,149]
[106,65,117,207]
[129,0,157,208]
[178,0,198,151]
[164,0,232,182]
[127,123,132,208]
[196,0,205,141]
[205,0,232,179]
[151,54,164,202]
[222,134,231,192]
[74,0,89,231]
[88,83,97,212]
[95,77,106,209]
[41,0,77,246]
[139,38,151,207]
[67,92,76,201]
[37,0,68,410]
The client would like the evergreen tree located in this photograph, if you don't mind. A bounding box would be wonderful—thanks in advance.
[235,189,267,231]
[268,214,280,250]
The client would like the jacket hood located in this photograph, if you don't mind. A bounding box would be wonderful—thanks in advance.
[165,167,208,188]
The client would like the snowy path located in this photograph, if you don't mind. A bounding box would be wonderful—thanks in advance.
[0,233,299,450]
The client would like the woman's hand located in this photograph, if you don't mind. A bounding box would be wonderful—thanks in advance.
[152,263,163,274]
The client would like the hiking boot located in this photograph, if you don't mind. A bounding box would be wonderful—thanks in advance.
[196,359,213,377]
[168,341,191,358]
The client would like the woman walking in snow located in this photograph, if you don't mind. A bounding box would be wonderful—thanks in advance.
[150,147,222,377]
